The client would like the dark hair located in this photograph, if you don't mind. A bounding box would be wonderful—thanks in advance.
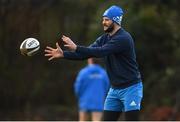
[91,58,101,64]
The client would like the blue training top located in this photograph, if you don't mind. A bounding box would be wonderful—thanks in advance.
[64,28,141,88]
[74,64,110,111]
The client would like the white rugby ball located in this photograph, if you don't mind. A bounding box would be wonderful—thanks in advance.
[20,38,40,56]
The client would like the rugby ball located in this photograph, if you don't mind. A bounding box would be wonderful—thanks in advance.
[20,38,40,56]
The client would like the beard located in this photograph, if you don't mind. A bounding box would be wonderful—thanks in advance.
[104,23,114,33]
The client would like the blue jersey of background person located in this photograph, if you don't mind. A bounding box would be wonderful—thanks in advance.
[74,62,110,112]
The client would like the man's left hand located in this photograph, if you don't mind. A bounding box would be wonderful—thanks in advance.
[62,35,77,51]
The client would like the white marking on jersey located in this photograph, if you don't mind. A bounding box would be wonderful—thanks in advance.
[130,101,137,106]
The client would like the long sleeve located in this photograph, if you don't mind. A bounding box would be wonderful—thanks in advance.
[63,36,103,60]
[76,36,130,58]
[63,51,89,60]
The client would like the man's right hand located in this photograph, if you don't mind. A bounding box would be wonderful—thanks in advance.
[44,42,64,61]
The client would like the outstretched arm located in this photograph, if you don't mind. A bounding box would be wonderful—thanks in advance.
[44,41,90,60]
[44,35,103,60]
[62,35,129,58]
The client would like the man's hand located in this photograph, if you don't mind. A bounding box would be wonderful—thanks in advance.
[62,35,77,51]
[44,42,64,61]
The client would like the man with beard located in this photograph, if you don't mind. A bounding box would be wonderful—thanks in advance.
[44,5,143,121]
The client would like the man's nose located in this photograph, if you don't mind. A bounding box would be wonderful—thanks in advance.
[102,20,106,25]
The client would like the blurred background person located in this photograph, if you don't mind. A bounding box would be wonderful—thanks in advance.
[74,58,110,121]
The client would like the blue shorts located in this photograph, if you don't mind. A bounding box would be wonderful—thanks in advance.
[104,82,143,112]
